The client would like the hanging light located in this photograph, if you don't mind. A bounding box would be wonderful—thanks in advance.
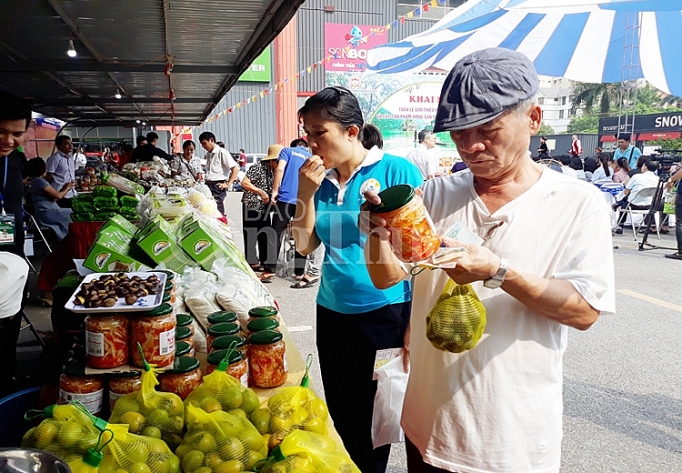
[67,39,77,58]
[141,121,146,126]
[136,119,141,124]
[115,89,122,99]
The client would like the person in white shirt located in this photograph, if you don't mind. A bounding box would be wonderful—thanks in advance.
[171,140,203,182]
[590,153,614,184]
[198,131,238,215]
[74,147,87,170]
[405,129,438,180]
[46,135,77,207]
[362,48,615,473]
[0,251,29,397]
[559,155,578,178]
[613,160,665,234]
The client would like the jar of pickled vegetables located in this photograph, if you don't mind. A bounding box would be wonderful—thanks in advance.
[176,326,194,352]
[84,314,130,369]
[207,311,237,326]
[158,356,202,400]
[248,330,287,388]
[246,317,279,339]
[247,306,279,324]
[206,349,249,386]
[176,340,194,357]
[59,363,104,416]
[176,313,194,336]
[369,184,441,263]
[211,334,247,356]
[206,322,240,347]
[130,303,176,368]
[108,371,142,411]
[162,290,174,305]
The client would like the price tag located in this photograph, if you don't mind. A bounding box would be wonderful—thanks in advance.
[0,214,15,245]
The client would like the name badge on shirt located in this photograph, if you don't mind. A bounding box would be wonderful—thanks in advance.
[0,214,15,245]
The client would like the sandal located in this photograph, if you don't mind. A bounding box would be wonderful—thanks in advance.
[259,273,276,283]
[250,265,265,272]
[292,274,304,281]
[665,252,682,260]
[290,277,318,289]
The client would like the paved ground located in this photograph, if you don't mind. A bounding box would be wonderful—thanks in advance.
[18,191,682,472]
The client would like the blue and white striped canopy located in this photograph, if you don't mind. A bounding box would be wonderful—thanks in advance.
[367,0,682,96]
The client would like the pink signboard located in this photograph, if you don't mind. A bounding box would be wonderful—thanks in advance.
[325,23,387,72]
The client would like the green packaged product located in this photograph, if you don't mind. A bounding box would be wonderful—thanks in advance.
[92,185,117,198]
[71,212,94,222]
[119,195,139,207]
[72,202,96,213]
[94,197,119,209]
[94,212,117,221]
[71,194,94,203]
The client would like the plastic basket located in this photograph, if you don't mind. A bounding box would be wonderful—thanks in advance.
[0,387,40,447]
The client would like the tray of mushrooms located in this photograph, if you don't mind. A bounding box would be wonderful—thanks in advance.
[66,272,168,313]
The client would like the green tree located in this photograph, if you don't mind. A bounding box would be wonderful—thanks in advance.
[567,115,599,134]
[571,82,621,115]
[537,123,555,136]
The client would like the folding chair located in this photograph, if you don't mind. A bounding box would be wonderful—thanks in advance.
[622,187,659,242]
[23,209,53,254]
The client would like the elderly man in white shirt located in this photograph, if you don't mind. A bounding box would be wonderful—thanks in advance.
[46,135,77,207]
[198,131,239,215]
[406,129,438,180]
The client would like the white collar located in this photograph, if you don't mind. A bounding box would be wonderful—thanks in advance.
[324,146,384,188]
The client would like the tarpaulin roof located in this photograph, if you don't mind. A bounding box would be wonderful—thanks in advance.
[0,0,303,127]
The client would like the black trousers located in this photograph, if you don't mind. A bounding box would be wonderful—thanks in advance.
[207,181,227,215]
[56,197,72,209]
[242,204,277,273]
[317,301,411,473]
[406,438,453,472]
[271,201,306,277]
[0,310,24,397]
[675,193,682,252]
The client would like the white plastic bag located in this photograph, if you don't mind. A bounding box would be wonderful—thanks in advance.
[372,354,407,448]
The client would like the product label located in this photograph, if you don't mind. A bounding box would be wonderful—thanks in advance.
[283,349,288,373]
[85,330,104,357]
[109,390,123,410]
[159,329,176,356]
[59,388,104,415]
[240,372,249,387]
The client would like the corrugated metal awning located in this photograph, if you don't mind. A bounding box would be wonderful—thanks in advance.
[0,0,303,127]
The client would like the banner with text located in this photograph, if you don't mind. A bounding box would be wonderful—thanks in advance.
[325,23,387,72]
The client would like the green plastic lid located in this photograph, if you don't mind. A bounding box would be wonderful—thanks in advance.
[207,348,244,366]
[165,280,174,291]
[247,318,279,333]
[208,322,240,337]
[63,362,89,377]
[211,334,246,351]
[162,291,171,303]
[136,302,173,317]
[176,326,192,341]
[175,341,191,357]
[110,370,141,379]
[83,449,103,468]
[369,184,415,213]
[163,355,200,374]
[176,313,192,327]
[207,311,237,325]
[249,329,283,345]
[157,269,175,281]
[248,306,278,318]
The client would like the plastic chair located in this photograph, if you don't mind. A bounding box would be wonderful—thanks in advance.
[622,187,660,242]
[0,386,40,447]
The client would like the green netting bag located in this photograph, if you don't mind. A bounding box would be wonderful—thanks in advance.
[98,423,181,473]
[259,430,360,473]
[175,404,267,473]
[21,402,108,464]
[426,280,486,353]
[109,345,184,442]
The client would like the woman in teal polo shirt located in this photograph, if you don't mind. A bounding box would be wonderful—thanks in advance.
[293,87,422,473]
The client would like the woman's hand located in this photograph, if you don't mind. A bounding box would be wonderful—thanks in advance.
[298,155,326,201]
[61,180,75,192]
[359,190,391,239]
[440,239,501,285]
[260,190,270,204]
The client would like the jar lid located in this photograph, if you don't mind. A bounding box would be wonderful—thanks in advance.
[163,356,200,374]
[162,291,171,303]
[176,313,192,327]
[135,302,173,317]
[249,329,283,345]
[207,311,237,325]
[211,334,246,351]
[63,362,89,377]
[247,318,279,332]
[175,341,191,357]
[176,325,192,341]
[368,184,415,213]
[110,370,142,378]
[207,348,244,366]
[248,306,278,318]
[208,322,240,337]
[165,280,174,291]
[156,269,175,281]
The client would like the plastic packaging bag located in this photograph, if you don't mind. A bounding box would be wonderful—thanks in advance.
[109,347,184,440]
[175,404,267,473]
[371,354,407,448]
[183,269,223,330]
[260,430,360,473]
[426,280,486,353]
[664,186,678,215]
[21,403,107,464]
[213,263,275,329]
[98,424,181,473]
[68,426,114,473]
[102,173,145,196]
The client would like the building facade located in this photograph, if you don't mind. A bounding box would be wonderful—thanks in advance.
[536,76,576,133]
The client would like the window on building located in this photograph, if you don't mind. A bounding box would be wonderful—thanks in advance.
[559,110,565,119]
[397,0,467,20]
[561,96,567,105]
[538,97,544,105]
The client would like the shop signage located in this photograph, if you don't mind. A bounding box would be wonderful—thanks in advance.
[239,46,271,82]
[35,117,63,131]
[599,111,682,136]
[325,23,387,72]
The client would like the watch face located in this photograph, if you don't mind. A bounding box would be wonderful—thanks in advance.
[484,277,503,289]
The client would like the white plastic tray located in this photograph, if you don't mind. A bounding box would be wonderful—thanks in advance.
[66,271,167,313]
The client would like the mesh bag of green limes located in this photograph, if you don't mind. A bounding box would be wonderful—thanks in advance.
[109,345,185,448]
[426,281,487,354]
[98,423,180,473]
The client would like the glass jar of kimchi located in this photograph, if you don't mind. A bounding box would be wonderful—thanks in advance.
[158,356,202,400]
[248,330,287,388]
[84,314,129,369]
[130,303,176,368]
[176,326,194,352]
[247,306,279,324]
[206,349,249,386]
[369,184,441,263]
[108,371,141,411]
[246,317,279,339]
[206,322,240,348]
[59,363,104,416]
[207,311,237,326]
[210,334,247,356]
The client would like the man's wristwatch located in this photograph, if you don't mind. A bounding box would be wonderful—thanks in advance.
[483,258,509,289]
